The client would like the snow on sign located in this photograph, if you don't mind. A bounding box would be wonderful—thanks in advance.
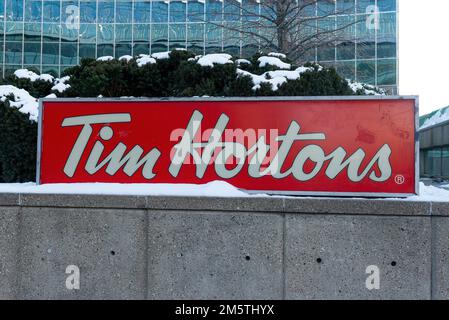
[37,97,419,197]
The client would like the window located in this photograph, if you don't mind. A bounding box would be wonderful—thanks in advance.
[5,21,24,41]
[424,148,442,177]
[443,147,449,178]
[317,0,335,16]
[97,24,114,43]
[24,42,41,64]
[170,0,186,23]
[377,59,396,86]
[79,43,96,59]
[44,1,60,23]
[24,22,41,41]
[207,0,222,22]
[152,0,168,23]
[134,1,151,23]
[25,0,42,22]
[335,61,356,80]
[42,42,59,64]
[187,23,204,55]
[133,24,150,43]
[169,24,187,50]
[115,24,132,42]
[79,24,96,43]
[61,42,78,65]
[116,0,132,23]
[224,0,239,22]
[5,42,22,64]
[356,0,375,14]
[151,24,168,53]
[6,0,24,21]
[337,0,355,14]
[188,0,204,22]
[98,1,115,23]
[378,0,396,12]
[357,60,375,85]
[80,1,96,23]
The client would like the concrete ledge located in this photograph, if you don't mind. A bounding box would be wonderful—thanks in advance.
[0,193,432,217]
[0,192,446,299]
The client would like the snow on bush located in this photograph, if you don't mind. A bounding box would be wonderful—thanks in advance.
[268,52,287,59]
[347,79,385,95]
[118,55,133,62]
[14,69,54,83]
[0,85,38,121]
[136,54,156,67]
[235,59,251,66]
[97,56,114,62]
[51,76,71,93]
[196,53,233,67]
[258,56,291,70]
[237,66,313,91]
[420,108,449,130]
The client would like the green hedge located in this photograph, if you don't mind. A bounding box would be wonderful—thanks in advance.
[0,100,37,183]
[0,50,381,182]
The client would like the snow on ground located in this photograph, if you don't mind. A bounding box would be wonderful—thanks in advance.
[136,54,156,67]
[14,69,54,83]
[0,181,252,198]
[403,183,449,202]
[420,108,449,130]
[258,56,291,70]
[237,66,313,91]
[0,181,447,202]
[196,53,233,67]
[0,85,38,120]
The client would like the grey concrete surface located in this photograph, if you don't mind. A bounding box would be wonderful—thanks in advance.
[0,193,448,300]
[0,207,19,299]
[431,217,449,300]
[147,211,283,300]
[285,215,431,300]
[17,207,147,299]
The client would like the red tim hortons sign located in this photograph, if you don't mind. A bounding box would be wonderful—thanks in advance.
[37,97,419,197]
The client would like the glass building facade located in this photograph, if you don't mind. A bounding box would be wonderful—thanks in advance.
[0,0,398,92]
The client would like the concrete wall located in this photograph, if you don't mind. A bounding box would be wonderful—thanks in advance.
[0,193,448,300]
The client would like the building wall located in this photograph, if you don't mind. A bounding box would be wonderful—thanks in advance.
[0,0,398,92]
[420,121,449,179]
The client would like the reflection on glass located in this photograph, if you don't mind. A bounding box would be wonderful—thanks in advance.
[98,1,115,23]
[170,0,186,23]
[116,1,132,23]
[356,60,375,84]
[134,1,151,23]
[80,1,96,24]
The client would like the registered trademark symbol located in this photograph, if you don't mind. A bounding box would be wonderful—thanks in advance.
[395,175,405,185]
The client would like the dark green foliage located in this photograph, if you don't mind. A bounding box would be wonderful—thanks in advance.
[277,65,354,96]
[4,76,53,98]
[0,100,37,182]
[1,49,378,182]
[62,49,360,98]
